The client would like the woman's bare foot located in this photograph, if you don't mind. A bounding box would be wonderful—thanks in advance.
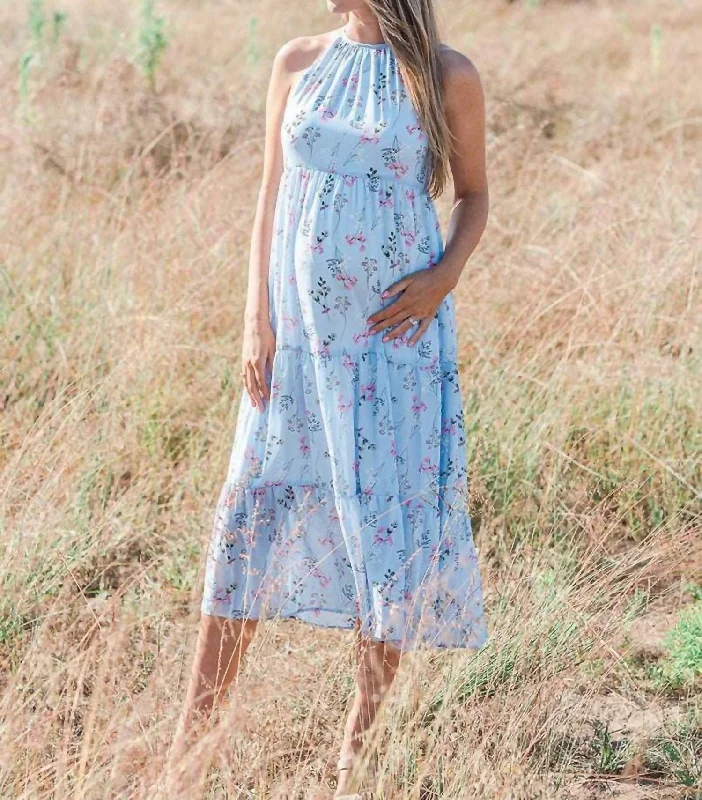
[334,626,401,797]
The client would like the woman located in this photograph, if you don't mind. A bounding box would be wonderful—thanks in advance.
[172,0,489,795]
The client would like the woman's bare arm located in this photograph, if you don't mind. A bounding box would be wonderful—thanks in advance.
[433,48,489,290]
[242,36,330,411]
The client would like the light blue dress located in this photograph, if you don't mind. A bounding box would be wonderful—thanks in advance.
[200,29,488,651]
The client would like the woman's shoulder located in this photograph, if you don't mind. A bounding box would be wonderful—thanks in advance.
[437,43,484,103]
[273,31,339,75]
[438,44,483,88]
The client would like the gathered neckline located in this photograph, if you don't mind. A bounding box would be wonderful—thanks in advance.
[339,27,391,50]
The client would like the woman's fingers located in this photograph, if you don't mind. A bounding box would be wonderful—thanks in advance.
[252,359,270,404]
[367,299,410,331]
[371,308,412,336]
[242,364,254,407]
[383,318,413,342]
[380,275,412,300]
[244,362,263,411]
[407,317,431,347]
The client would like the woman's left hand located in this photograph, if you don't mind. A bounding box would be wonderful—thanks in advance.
[366,266,456,346]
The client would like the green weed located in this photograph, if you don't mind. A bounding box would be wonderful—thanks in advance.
[28,0,45,49]
[588,721,631,774]
[651,23,662,74]
[661,602,702,688]
[645,712,702,789]
[137,0,168,90]
[248,16,260,65]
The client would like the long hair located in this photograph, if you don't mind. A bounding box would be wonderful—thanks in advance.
[346,1,452,198]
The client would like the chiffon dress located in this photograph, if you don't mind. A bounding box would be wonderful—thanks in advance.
[200,29,488,651]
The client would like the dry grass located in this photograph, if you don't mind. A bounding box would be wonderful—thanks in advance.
[1,0,700,797]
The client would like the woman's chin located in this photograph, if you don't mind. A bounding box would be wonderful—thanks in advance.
[326,0,362,14]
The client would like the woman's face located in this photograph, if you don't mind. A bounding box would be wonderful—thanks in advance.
[326,0,369,13]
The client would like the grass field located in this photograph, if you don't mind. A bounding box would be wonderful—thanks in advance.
[0,0,700,797]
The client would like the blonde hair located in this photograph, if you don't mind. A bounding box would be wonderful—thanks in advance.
[347,1,451,198]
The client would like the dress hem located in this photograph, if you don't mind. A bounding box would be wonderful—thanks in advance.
[200,598,490,653]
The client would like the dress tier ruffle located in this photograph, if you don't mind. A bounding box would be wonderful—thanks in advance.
[200,32,488,651]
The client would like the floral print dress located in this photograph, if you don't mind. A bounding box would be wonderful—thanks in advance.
[200,29,488,651]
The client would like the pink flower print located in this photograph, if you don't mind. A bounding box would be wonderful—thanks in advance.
[388,161,409,180]
[442,421,457,435]
[400,229,415,247]
[316,343,330,358]
[360,131,380,145]
[391,332,410,349]
[311,566,331,588]
[412,394,427,415]
[342,353,356,371]
[405,189,416,202]
[342,72,360,89]
[361,382,376,401]
[352,459,360,473]
[420,354,439,373]
[318,532,335,546]
[374,526,393,545]
[353,328,371,347]
[344,174,357,187]
[335,271,358,290]
[320,105,335,120]
[288,274,297,285]
[337,395,353,415]
[419,456,437,475]
[406,122,422,136]
[361,485,374,501]
[379,194,393,208]
[345,232,367,251]
[299,436,310,456]
[310,240,324,254]
[244,448,261,469]
[282,313,298,329]
[390,440,398,458]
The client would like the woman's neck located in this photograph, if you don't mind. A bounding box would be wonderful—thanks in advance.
[344,12,385,46]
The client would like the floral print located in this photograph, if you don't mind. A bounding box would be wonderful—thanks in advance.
[200,32,488,651]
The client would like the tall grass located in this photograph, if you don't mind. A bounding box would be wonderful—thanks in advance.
[0,0,700,796]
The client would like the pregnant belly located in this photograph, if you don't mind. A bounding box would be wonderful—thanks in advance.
[269,167,443,353]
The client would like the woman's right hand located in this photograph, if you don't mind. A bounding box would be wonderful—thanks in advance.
[241,315,275,412]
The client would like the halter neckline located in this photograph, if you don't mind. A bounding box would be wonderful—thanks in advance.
[340,27,391,50]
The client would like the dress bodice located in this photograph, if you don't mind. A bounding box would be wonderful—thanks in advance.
[281,31,431,193]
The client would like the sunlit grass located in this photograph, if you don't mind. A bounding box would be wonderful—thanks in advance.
[0,0,700,796]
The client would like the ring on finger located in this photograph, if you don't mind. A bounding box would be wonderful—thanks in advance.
[408,316,421,326]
